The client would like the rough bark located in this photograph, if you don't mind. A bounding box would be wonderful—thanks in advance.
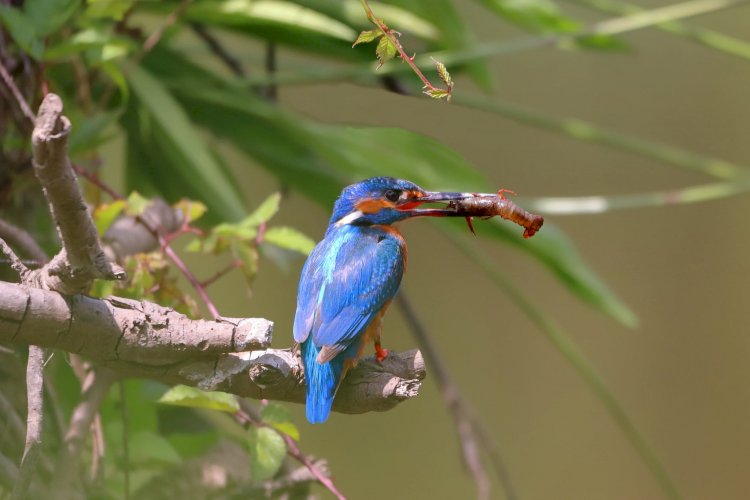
[0,280,425,414]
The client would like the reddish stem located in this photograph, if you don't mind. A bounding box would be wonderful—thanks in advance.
[236,410,346,500]
[74,169,222,319]
[359,0,446,94]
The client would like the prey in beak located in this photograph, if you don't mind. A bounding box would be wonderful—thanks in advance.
[397,188,544,239]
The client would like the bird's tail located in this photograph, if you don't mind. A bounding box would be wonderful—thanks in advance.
[301,337,344,424]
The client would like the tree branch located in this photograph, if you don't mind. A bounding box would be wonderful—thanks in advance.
[11,346,44,500]
[0,280,424,414]
[26,93,125,295]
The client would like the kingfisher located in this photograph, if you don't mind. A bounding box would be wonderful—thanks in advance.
[293,177,478,423]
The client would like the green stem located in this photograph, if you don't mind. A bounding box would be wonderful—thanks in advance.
[452,93,748,180]
[444,230,684,500]
[357,0,448,95]
[562,0,750,60]
[523,177,750,214]
[243,0,749,88]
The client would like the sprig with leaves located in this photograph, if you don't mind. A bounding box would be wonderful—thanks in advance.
[353,0,454,101]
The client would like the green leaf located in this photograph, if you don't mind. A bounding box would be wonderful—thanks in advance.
[263,226,315,255]
[125,191,150,216]
[233,242,259,283]
[94,199,126,235]
[145,49,633,326]
[375,35,397,68]
[24,0,80,37]
[186,0,357,40]
[384,0,493,90]
[69,109,121,156]
[260,403,300,441]
[244,192,281,227]
[475,0,579,33]
[0,6,44,59]
[173,199,207,224]
[432,57,453,88]
[125,66,246,222]
[448,218,637,328]
[352,28,382,46]
[158,385,240,414]
[247,427,286,482]
[128,430,182,465]
[85,0,134,20]
[423,88,451,100]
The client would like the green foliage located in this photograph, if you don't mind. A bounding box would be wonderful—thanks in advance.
[159,385,240,413]
[6,0,739,497]
[247,427,287,481]
[260,403,301,441]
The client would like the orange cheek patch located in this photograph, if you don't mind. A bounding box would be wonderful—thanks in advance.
[356,198,394,214]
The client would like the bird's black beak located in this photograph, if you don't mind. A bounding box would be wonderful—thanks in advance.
[396,190,487,217]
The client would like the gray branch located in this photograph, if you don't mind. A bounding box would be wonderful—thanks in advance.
[0,280,425,414]
[26,93,125,295]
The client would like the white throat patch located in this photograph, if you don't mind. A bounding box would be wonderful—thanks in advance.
[334,210,364,227]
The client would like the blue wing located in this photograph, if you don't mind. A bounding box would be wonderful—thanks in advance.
[293,225,404,356]
[293,225,404,423]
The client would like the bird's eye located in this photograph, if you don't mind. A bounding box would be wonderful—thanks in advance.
[384,189,401,202]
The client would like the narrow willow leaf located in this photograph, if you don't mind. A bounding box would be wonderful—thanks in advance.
[85,0,134,20]
[445,231,681,500]
[158,385,240,414]
[143,48,635,327]
[0,6,44,58]
[247,427,286,481]
[126,66,246,222]
[24,0,79,37]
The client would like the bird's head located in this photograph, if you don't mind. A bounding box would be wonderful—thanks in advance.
[328,177,473,229]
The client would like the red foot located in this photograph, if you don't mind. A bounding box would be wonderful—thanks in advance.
[374,343,390,364]
[497,188,517,200]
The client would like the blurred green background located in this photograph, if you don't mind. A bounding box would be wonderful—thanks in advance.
[178,5,750,499]
[3,0,750,498]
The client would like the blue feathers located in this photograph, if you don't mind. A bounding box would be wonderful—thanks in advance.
[301,337,344,423]
[294,223,406,424]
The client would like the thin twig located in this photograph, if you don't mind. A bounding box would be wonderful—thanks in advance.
[0,219,48,264]
[72,164,223,318]
[11,346,45,500]
[52,368,117,499]
[119,381,130,500]
[190,23,246,77]
[98,0,193,110]
[0,237,30,279]
[357,0,449,97]
[0,61,36,123]
[200,260,242,288]
[263,42,278,101]
[396,293,519,500]
[142,0,193,53]
[237,402,346,500]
